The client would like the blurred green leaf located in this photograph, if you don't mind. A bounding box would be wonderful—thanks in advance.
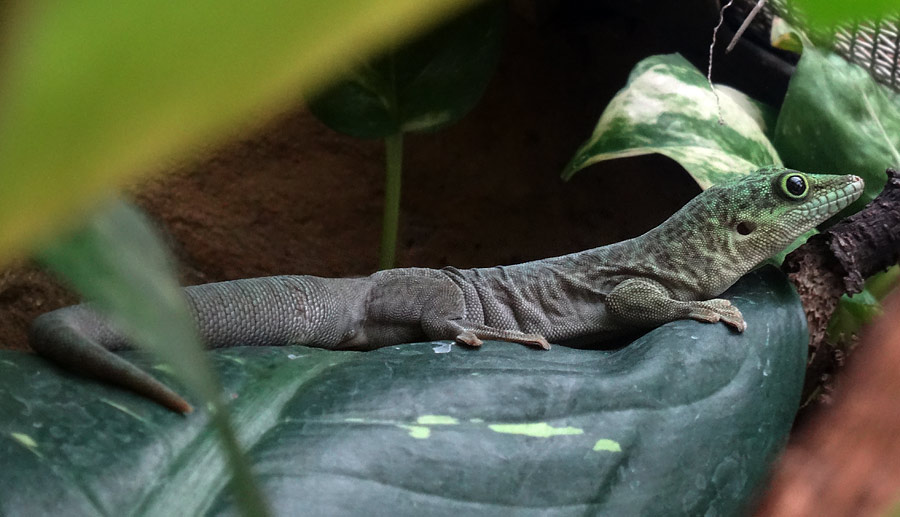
[771,229,817,265]
[827,266,900,341]
[770,17,805,54]
[0,269,806,516]
[36,201,211,399]
[827,290,881,340]
[792,0,899,27]
[774,47,900,214]
[563,54,781,189]
[866,264,899,299]
[0,0,477,264]
[35,200,267,515]
[309,1,504,139]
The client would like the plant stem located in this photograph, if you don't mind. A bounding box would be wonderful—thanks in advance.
[210,398,271,517]
[379,132,403,270]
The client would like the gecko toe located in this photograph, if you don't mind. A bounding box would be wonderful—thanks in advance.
[723,316,747,333]
[688,299,745,332]
[456,331,483,348]
[534,337,551,350]
[518,334,551,350]
[718,305,746,333]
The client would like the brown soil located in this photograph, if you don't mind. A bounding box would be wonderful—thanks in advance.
[0,6,707,351]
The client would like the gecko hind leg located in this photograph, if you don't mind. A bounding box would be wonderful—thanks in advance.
[423,317,550,350]
[460,323,551,350]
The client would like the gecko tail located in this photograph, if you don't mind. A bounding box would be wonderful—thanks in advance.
[28,275,361,413]
[28,309,193,414]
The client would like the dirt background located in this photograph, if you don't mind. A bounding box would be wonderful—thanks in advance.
[0,1,756,350]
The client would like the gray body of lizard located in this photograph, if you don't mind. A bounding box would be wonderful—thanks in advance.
[29,168,864,412]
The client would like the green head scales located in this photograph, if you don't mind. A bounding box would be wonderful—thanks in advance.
[635,166,865,298]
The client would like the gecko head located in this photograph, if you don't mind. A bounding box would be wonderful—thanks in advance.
[697,167,865,266]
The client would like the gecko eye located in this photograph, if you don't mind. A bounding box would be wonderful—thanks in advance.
[736,221,756,235]
[779,173,809,200]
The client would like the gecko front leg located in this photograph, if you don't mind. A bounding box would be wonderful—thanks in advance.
[606,278,746,332]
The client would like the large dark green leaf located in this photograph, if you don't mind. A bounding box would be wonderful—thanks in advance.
[0,268,806,516]
[775,46,900,213]
[308,1,504,139]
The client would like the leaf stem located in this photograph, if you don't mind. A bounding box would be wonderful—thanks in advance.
[210,398,271,517]
[379,132,403,270]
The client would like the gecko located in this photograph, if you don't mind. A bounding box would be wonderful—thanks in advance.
[28,167,864,413]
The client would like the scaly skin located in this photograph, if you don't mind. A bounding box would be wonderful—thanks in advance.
[28,167,864,413]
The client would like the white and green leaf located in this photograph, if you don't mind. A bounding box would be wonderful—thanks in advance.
[563,54,781,189]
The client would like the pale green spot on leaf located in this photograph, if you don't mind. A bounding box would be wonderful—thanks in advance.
[399,425,431,439]
[344,416,454,438]
[593,439,622,453]
[11,432,37,449]
[488,423,584,438]
[417,415,458,425]
[100,399,148,423]
[219,355,246,365]
[152,363,176,375]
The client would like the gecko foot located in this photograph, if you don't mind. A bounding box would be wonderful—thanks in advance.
[517,334,551,350]
[455,331,484,348]
[454,329,551,350]
[688,299,746,332]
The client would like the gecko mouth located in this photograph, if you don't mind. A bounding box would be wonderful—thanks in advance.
[796,175,865,219]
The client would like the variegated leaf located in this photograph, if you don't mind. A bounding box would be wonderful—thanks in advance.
[775,46,900,213]
[563,54,781,189]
